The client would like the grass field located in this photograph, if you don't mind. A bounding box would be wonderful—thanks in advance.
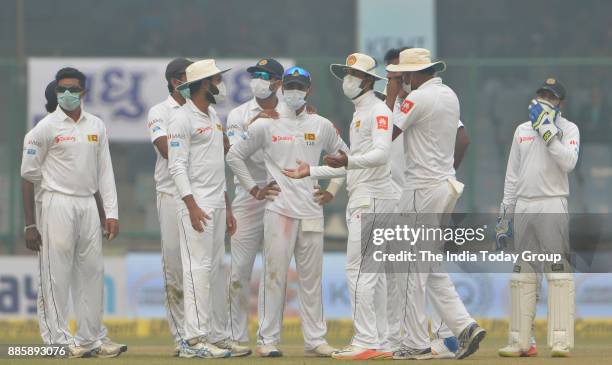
[2,337,612,364]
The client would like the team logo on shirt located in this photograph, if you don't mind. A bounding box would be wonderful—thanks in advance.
[87,134,98,142]
[400,99,414,114]
[215,123,223,131]
[54,135,76,144]
[376,115,389,130]
[354,120,361,128]
[304,133,316,141]
[271,135,294,143]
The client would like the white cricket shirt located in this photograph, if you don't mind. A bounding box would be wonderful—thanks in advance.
[147,95,181,196]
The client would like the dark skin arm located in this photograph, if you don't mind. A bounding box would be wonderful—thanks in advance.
[454,126,470,170]
[392,125,403,141]
[153,136,168,159]
[22,179,42,251]
[94,191,106,227]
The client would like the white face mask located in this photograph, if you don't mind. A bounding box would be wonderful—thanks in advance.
[402,80,412,94]
[283,89,307,111]
[342,74,363,99]
[250,78,273,99]
[209,81,227,104]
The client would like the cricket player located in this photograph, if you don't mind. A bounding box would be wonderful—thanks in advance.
[146,58,192,355]
[21,67,124,358]
[225,58,284,344]
[383,48,471,358]
[227,66,344,358]
[282,54,398,359]
[496,79,578,358]
[167,59,249,358]
[385,48,485,360]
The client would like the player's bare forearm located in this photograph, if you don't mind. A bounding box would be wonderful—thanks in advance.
[392,125,402,141]
[94,191,106,224]
[153,136,169,159]
[21,179,36,226]
[454,126,470,169]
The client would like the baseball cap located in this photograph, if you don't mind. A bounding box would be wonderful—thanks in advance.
[165,58,193,82]
[537,78,566,100]
[282,66,311,87]
[246,58,284,79]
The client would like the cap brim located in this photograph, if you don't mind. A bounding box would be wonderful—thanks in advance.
[283,78,310,87]
[329,64,385,81]
[537,86,564,100]
[386,61,446,73]
[177,68,231,90]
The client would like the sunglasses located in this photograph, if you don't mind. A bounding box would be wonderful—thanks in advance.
[56,86,83,93]
[251,71,272,80]
[283,66,311,79]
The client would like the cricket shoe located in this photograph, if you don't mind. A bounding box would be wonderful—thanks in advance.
[179,338,230,358]
[213,338,252,357]
[256,345,283,357]
[331,345,391,360]
[66,345,93,358]
[173,343,181,357]
[498,344,538,357]
[392,346,433,360]
[305,343,337,357]
[91,338,128,358]
[431,337,458,359]
[456,322,486,359]
[551,344,571,357]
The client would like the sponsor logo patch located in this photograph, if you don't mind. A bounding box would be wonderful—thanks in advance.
[519,136,536,143]
[27,139,42,147]
[304,133,316,141]
[271,135,294,143]
[54,135,76,144]
[400,99,414,114]
[215,123,223,131]
[170,141,180,147]
[196,127,212,134]
[376,115,389,130]
[26,149,36,155]
[152,126,161,133]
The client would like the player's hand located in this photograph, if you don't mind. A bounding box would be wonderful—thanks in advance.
[495,217,513,251]
[25,226,42,251]
[282,160,311,179]
[305,104,318,114]
[188,206,210,233]
[386,74,402,99]
[323,150,349,168]
[104,218,119,241]
[250,109,279,125]
[226,210,237,236]
[313,184,334,205]
[251,182,281,201]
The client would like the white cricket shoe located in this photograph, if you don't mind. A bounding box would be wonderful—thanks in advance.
[179,338,230,358]
[66,345,93,358]
[331,345,390,360]
[213,338,252,357]
[498,344,538,357]
[551,344,571,357]
[91,338,128,358]
[305,343,337,357]
[256,344,283,357]
[431,338,455,359]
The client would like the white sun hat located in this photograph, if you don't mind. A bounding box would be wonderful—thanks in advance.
[330,53,386,81]
[177,59,231,90]
[385,48,446,73]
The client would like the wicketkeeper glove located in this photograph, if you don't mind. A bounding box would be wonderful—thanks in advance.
[495,203,515,251]
[528,99,561,145]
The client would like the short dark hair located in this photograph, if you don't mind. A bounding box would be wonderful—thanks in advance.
[44,80,58,113]
[55,67,86,88]
[384,47,411,65]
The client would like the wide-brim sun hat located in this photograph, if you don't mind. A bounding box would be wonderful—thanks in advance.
[385,48,446,73]
[177,59,231,91]
[330,53,386,81]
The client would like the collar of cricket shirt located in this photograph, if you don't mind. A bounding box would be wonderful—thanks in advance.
[54,105,86,124]
[352,89,376,109]
[417,77,442,90]
[166,95,181,109]
[277,100,307,119]
[186,98,212,119]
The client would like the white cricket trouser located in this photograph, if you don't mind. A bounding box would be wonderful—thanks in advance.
[37,192,104,350]
[256,210,328,350]
[228,199,266,342]
[177,204,228,342]
[346,198,397,349]
[397,181,475,349]
[157,192,185,343]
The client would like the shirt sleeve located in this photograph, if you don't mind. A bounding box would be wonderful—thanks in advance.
[20,124,50,184]
[502,127,521,208]
[226,108,246,146]
[147,105,167,143]
[321,119,348,189]
[347,104,392,169]
[310,165,346,179]
[547,122,580,173]
[167,113,193,199]
[97,124,119,219]
[226,119,267,191]
[393,91,428,131]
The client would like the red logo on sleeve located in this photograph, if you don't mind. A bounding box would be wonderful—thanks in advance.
[376,115,389,130]
[400,100,414,114]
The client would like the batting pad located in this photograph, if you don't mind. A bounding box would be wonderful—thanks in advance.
[546,270,575,350]
[509,262,537,351]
